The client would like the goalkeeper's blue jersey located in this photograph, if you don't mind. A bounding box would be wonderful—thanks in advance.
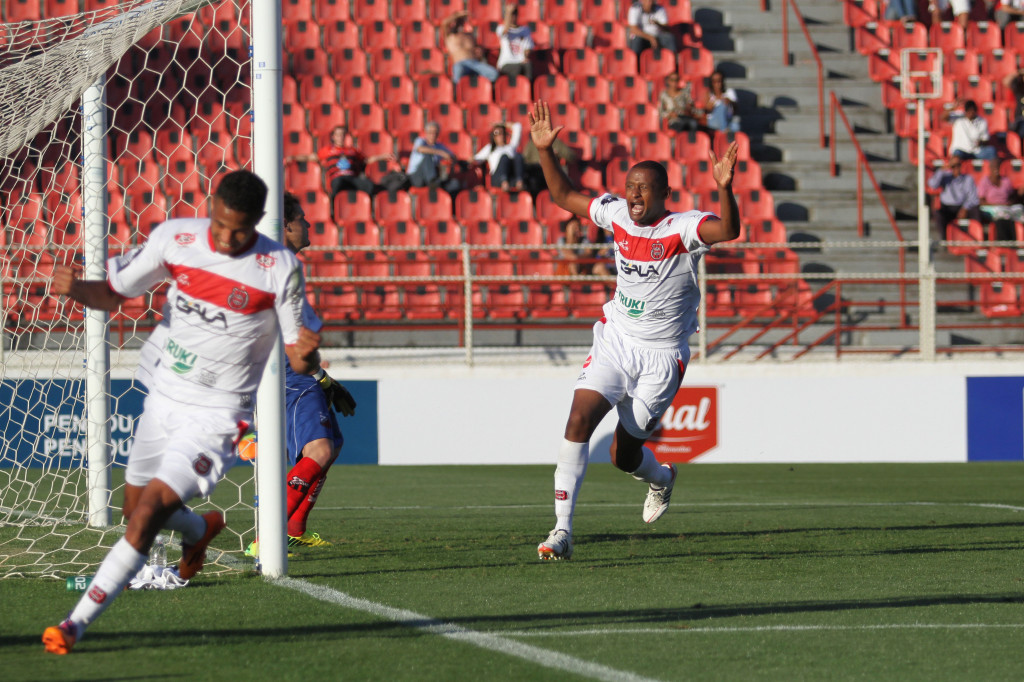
[285,296,324,392]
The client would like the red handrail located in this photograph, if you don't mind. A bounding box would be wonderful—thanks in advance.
[780,0,825,148]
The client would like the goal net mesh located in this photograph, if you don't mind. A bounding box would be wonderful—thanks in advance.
[0,0,255,578]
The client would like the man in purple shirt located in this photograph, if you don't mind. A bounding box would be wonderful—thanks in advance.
[928,156,982,237]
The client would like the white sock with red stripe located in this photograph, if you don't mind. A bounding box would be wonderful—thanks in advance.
[553,439,588,534]
[67,537,147,639]
[630,448,672,488]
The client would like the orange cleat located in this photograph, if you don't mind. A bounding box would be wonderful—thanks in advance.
[178,511,226,580]
[42,621,77,655]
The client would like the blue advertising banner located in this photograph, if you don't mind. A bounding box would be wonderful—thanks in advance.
[966,376,1024,461]
[0,379,379,468]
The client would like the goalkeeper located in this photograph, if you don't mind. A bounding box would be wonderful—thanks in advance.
[246,192,356,554]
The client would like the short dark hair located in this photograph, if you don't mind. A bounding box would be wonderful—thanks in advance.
[630,160,669,191]
[215,170,268,217]
[283,192,302,224]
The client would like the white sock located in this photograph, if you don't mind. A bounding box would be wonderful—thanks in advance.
[163,506,206,544]
[68,537,147,639]
[553,439,589,534]
[630,448,672,488]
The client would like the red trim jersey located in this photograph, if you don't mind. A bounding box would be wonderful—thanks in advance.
[108,218,306,407]
[589,194,717,349]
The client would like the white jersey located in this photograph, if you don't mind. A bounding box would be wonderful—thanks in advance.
[109,218,306,408]
[589,193,716,349]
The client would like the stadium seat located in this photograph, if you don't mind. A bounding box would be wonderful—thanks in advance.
[495,192,535,223]
[306,220,341,247]
[748,218,788,244]
[842,0,878,28]
[590,21,628,50]
[560,128,594,160]
[344,103,384,133]
[426,102,465,133]
[120,158,161,196]
[574,162,605,192]
[455,74,494,105]
[5,192,46,250]
[162,160,205,202]
[639,49,677,79]
[319,284,360,322]
[946,48,980,80]
[341,220,382,247]
[465,102,504,136]
[674,129,711,162]
[467,0,503,22]
[334,190,373,223]
[932,21,966,51]
[623,102,660,132]
[330,47,369,77]
[339,75,377,104]
[131,193,169,239]
[299,74,339,106]
[353,0,390,21]
[532,74,573,104]
[568,283,611,319]
[505,219,547,246]
[285,20,322,51]
[463,219,504,248]
[482,284,527,320]
[403,283,447,320]
[584,103,620,132]
[554,21,589,50]
[373,190,413,223]
[663,0,692,22]
[599,47,638,77]
[968,20,1002,51]
[476,250,516,277]
[545,0,580,21]
[535,190,574,225]
[679,46,714,80]
[408,46,446,75]
[400,20,440,51]
[868,49,900,84]
[438,129,473,159]
[417,74,456,104]
[359,19,399,47]
[574,75,612,104]
[323,19,361,49]
[408,186,452,222]
[612,76,650,106]
[854,21,891,56]
[429,0,465,21]
[370,47,409,78]
[381,220,423,247]
[494,74,532,106]
[43,0,76,20]
[386,102,426,135]
[316,0,351,21]
[595,131,632,161]
[561,49,600,78]
[379,75,417,104]
[604,158,632,190]
[422,219,464,247]
[455,188,495,222]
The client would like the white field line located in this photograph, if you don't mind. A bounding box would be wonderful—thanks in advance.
[315,501,1024,513]
[274,576,662,682]
[499,623,1024,637]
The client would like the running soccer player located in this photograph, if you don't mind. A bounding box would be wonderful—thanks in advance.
[528,100,740,560]
[244,192,356,556]
[43,171,321,654]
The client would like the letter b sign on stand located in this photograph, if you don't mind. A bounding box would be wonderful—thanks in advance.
[648,387,719,463]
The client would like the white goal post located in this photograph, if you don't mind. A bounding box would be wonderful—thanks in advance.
[0,0,289,578]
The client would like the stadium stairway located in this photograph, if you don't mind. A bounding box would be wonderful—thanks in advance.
[698,0,1007,349]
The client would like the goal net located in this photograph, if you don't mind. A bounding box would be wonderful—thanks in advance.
[0,0,256,578]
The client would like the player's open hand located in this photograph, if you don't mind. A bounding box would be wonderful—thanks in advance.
[51,265,80,297]
[528,101,563,151]
[709,141,739,188]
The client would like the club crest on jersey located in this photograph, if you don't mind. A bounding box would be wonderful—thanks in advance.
[193,454,212,475]
[650,241,665,260]
[87,585,108,604]
[227,287,249,310]
[174,232,196,245]
[616,290,647,319]
[256,253,276,269]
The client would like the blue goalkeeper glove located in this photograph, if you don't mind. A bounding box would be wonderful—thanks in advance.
[315,369,356,417]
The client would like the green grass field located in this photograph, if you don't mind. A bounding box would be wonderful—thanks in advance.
[3,462,1024,681]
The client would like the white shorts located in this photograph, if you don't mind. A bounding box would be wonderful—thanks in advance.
[125,388,252,501]
[575,318,689,439]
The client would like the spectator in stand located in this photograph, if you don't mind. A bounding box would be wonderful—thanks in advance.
[521,136,578,196]
[496,4,533,80]
[996,0,1024,28]
[627,0,679,59]
[976,160,1023,241]
[474,121,525,192]
[556,216,613,277]
[658,73,701,133]
[703,70,741,133]
[1002,67,1024,141]
[929,0,971,30]
[287,125,393,199]
[944,99,998,161]
[443,10,499,85]
[928,156,983,237]
[884,0,918,22]
[407,121,463,194]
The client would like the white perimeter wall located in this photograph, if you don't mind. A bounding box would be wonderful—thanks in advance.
[349,359,1018,465]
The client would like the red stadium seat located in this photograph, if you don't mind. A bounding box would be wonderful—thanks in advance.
[495,191,535,223]
[968,20,1002,51]
[455,188,495,222]
[868,49,900,84]
[854,21,891,56]
[463,219,504,248]
[545,0,579,21]
[379,75,417,104]
[341,220,382,247]
[640,49,677,79]
[403,283,447,319]
[353,0,390,21]
[467,0,503,22]
[663,0,692,22]
[316,0,351,21]
[931,21,966,51]
[731,159,764,192]
[946,48,980,80]
[417,73,456,103]
[426,102,465,133]
[422,219,464,246]
[584,102,620,132]
[568,283,611,319]
[623,103,660,133]
[494,74,532,106]
[409,45,446,75]
[612,75,650,106]
[373,190,414,223]
[411,186,455,221]
[339,74,377,104]
[299,74,339,105]
[386,102,426,134]
[322,19,361,49]
[599,47,638,77]
[634,131,673,161]
[561,49,600,77]
[535,189,573,225]
[392,0,428,20]
[381,220,423,247]
[590,21,628,50]
[554,21,589,50]
[347,102,386,132]
[560,128,594,160]
[533,74,573,104]
[429,0,466,20]
[285,20,322,51]
[749,218,788,244]
[334,190,373,222]
[359,19,399,48]
[370,47,409,78]
[306,220,341,247]
[465,101,504,136]
[456,74,494,104]
[505,220,546,246]
[595,131,632,160]
[6,0,43,21]
[604,158,632,190]
[331,46,369,77]
[476,250,516,277]
[574,75,612,104]
[674,129,711,162]
[574,162,605,191]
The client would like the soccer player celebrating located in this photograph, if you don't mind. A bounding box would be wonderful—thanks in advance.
[244,192,356,556]
[43,171,321,654]
[528,101,740,560]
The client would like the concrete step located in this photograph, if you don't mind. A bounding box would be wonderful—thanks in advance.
[759,160,920,191]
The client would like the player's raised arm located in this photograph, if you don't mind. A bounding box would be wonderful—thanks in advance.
[285,326,322,376]
[697,141,742,246]
[529,101,592,219]
[51,264,127,311]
